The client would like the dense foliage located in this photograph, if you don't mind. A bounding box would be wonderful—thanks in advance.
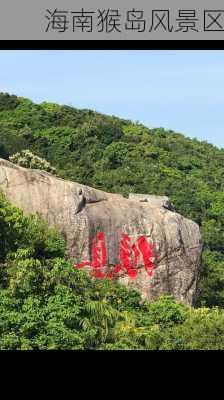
[1,192,224,350]
[1,92,224,308]
[1,92,224,349]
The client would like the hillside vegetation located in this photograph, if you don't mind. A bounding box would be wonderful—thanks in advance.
[1,192,224,350]
[0,92,224,320]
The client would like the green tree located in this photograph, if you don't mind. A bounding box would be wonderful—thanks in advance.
[9,150,56,175]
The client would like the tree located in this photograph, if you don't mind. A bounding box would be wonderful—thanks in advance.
[9,150,56,175]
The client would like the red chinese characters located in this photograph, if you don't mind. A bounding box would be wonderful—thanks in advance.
[75,232,156,280]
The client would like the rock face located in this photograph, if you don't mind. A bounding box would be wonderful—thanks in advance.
[128,194,176,211]
[0,158,202,305]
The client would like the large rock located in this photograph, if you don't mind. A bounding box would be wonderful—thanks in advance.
[0,158,202,305]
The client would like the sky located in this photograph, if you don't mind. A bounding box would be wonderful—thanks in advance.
[0,50,224,148]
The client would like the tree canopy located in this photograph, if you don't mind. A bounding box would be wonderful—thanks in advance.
[1,191,224,350]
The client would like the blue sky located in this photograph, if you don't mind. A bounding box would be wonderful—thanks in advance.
[0,50,224,148]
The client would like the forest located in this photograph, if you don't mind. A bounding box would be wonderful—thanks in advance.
[1,92,224,350]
